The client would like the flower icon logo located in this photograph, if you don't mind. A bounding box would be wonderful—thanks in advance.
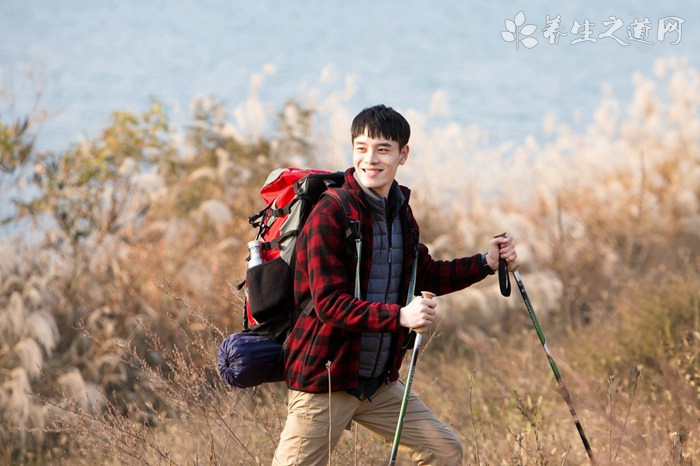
[501,11,539,49]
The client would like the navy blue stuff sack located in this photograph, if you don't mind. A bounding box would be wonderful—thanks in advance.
[217,332,285,388]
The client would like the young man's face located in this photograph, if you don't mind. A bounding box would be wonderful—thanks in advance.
[352,129,409,198]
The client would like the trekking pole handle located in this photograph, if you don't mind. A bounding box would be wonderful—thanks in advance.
[506,257,521,273]
[415,291,436,335]
[493,232,520,271]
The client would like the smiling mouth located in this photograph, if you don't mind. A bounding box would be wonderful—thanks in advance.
[363,168,383,174]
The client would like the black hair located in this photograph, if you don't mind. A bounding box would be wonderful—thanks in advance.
[350,104,410,149]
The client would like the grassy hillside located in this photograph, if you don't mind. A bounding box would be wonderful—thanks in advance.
[0,59,697,464]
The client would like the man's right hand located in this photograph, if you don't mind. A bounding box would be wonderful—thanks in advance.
[399,295,437,331]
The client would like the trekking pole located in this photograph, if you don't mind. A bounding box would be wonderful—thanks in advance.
[388,291,434,466]
[501,256,595,463]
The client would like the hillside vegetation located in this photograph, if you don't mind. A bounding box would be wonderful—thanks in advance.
[0,59,698,464]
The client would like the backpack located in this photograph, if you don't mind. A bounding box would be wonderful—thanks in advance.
[218,168,361,388]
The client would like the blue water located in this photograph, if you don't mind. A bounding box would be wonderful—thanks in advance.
[0,0,698,151]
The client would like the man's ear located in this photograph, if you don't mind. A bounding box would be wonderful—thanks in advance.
[399,145,410,165]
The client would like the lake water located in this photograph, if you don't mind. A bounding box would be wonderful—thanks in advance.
[0,0,698,151]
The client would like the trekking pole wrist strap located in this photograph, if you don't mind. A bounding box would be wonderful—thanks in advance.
[498,257,511,297]
[492,232,511,297]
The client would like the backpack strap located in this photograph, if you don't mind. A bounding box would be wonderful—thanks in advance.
[326,188,362,300]
[299,188,362,316]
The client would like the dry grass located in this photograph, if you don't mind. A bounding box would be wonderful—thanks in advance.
[0,58,698,464]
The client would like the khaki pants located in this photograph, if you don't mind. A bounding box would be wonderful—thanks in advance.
[272,380,462,466]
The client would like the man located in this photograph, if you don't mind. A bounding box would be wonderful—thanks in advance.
[273,105,517,465]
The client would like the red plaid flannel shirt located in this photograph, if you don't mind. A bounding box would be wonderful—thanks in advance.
[285,168,489,392]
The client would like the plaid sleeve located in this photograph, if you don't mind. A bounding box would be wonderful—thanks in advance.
[295,196,401,333]
[400,202,489,297]
[414,243,488,296]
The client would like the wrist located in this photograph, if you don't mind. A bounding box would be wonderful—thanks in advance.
[481,253,497,275]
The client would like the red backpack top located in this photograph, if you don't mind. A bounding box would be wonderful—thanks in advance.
[242,168,361,342]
